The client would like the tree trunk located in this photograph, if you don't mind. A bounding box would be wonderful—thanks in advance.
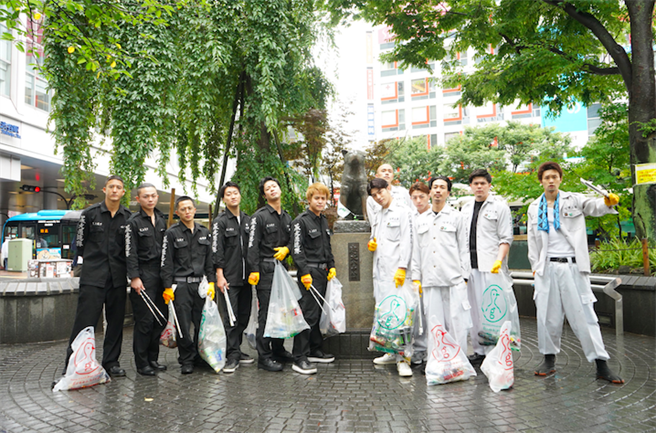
[627,0,656,240]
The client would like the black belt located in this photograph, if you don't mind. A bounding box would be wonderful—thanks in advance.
[550,257,576,263]
[307,262,328,269]
[174,276,203,283]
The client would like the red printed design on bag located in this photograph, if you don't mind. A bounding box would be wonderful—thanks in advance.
[431,324,460,363]
[499,332,513,370]
[73,340,99,376]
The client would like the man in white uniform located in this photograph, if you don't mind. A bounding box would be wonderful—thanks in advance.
[461,169,513,365]
[408,182,430,365]
[367,178,414,377]
[411,176,471,353]
[366,163,412,225]
[527,161,623,383]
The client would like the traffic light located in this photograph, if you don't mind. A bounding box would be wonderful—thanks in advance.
[21,185,41,193]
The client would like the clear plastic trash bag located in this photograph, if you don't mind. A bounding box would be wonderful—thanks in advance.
[425,322,477,385]
[319,277,346,337]
[478,273,521,351]
[368,280,419,357]
[481,320,514,392]
[53,326,110,392]
[198,297,227,373]
[160,302,177,348]
[264,261,310,339]
[244,285,258,350]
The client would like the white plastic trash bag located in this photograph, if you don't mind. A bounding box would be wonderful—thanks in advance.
[264,261,310,339]
[244,285,258,350]
[319,277,346,337]
[481,320,514,392]
[425,322,476,385]
[160,302,177,348]
[368,281,419,356]
[198,297,227,373]
[53,326,110,392]
[478,273,521,351]
[198,276,209,298]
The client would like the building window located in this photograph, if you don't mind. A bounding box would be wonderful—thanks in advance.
[443,103,462,122]
[511,103,533,119]
[381,81,404,104]
[445,132,460,144]
[477,103,502,122]
[442,85,461,97]
[459,50,468,66]
[429,105,437,127]
[0,24,10,97]
[382,109,405,132]
[412,106,429,129]
[587,103,602,135]
[24,19,51,111]
[428,134,438,149]
[411,62,435,73]
[381,60,403,77]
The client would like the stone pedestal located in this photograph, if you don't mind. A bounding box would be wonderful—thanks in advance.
[323,220,376,358]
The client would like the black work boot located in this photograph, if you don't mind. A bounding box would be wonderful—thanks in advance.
[595,359,624,384]
[534,354,556,376]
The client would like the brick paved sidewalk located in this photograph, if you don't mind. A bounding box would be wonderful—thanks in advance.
[1,318,654,433]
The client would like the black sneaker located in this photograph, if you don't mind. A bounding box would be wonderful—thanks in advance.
[223,359,239,374]
[239,353,255,364]
[272,350,294,363]
[534,354,556,376]
[308,350,335,364]
[292,359,317,375]
[258,358,283,372]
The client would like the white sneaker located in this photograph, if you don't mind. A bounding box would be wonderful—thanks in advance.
[397,361,413,377]
[373,353,396,365]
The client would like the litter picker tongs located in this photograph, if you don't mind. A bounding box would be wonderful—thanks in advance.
[139,289,166,326]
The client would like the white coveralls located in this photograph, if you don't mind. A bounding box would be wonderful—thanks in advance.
[527,191,616,362]
[461,195,514,356]
[411,206,471,351]
[411,208,428,360]
[367,185,413,232]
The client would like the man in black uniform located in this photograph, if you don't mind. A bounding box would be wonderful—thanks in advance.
[290,182,337,375]
[63,175,133,377]
[125,183,168,376]
[160,196,216,374]
[247,176,294,372]
[212,181,253,374]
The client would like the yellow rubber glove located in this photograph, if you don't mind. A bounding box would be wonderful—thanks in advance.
[604,193,619,207]
[394,268,406,288]
[327,267,336,281]
[207,282,215,300]
[412,280,422,294]
[301,274,312,290]
[248,272,260,285]
[163,288,174,304]
[491,260,502,274]
[367,237,377,252]
[273,246,289,261]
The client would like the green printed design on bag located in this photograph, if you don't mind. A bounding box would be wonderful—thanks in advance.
[481,284,508,323]
[376,294,408,330]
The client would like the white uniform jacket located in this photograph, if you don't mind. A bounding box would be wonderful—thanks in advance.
[367,185,413,232]
[411,206,468,287]
[527,191,617,276]
[461,195,513,275]
[371,200,413,283]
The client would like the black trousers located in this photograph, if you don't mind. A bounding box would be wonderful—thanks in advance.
[223,284,252,362]
[129,275,167,369]
[293,267,327,361]
[65,277,127,370]
[173,282,204,366]
[255,262,285,360]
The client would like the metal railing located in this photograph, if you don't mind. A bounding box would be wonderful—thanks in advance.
[510,271,623,338]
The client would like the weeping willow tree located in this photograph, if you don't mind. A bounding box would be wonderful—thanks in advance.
[3,0,333,213]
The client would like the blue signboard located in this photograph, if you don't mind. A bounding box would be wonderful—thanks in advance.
[541,101,588,133]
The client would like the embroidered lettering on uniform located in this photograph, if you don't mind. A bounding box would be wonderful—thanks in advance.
[175,238,184,243]
[212,222,219,253]
[199,236,207,241]
[125,225,132,258]
[139,227,149,232]
[161,236,168,268]
[248,217,257,248]
[293,222,302,255]
[92,221,103,226]
[77,214,86,247]
[266,223,275,228]
[226,227,235,232]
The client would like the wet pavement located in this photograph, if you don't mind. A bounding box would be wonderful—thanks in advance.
[1,318,655,433]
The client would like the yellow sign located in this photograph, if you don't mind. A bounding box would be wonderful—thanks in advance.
[635,163,656,184]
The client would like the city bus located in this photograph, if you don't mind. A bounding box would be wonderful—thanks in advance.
[1,210,81,260]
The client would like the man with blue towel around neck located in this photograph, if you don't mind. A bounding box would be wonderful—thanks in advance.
[527,161,623,384]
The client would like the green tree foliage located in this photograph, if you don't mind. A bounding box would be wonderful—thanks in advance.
[328,0,656,240]
[3,0,333,213]
[387,136,444,187]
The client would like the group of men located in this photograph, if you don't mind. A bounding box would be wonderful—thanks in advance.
[60,175,336,380]
[365,162,623,384]
[59,158,624,385]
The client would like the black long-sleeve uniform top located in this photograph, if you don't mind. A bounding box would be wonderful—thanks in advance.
[125,207,167,280]
[160,222,216,289]
[247,204,292,274]
[212,209,251,286]
[290,209,335,277]
[76,201,132,288]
